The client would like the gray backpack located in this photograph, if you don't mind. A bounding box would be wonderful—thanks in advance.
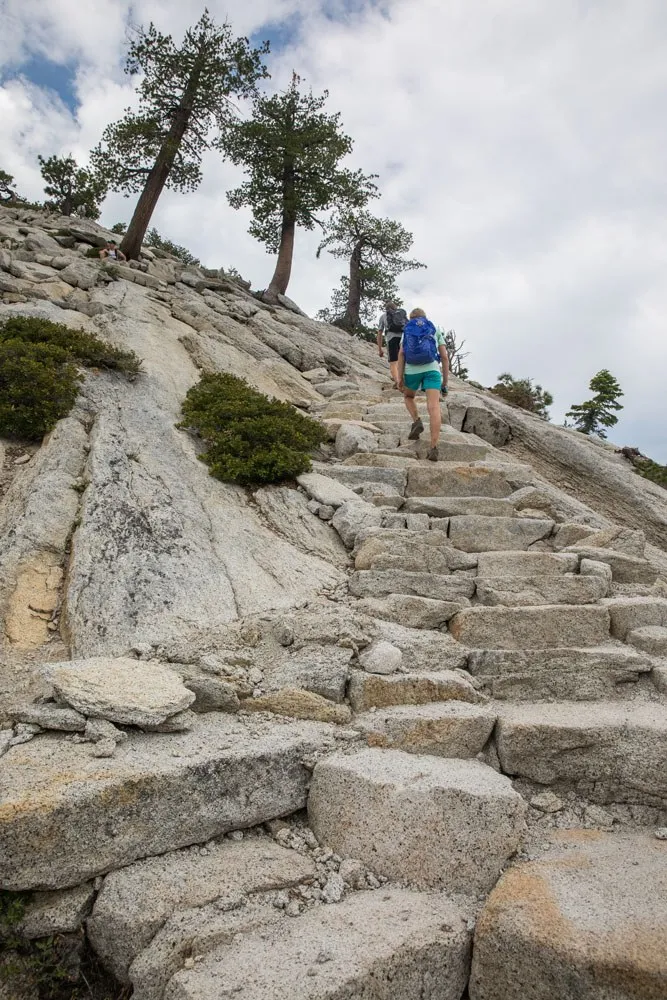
[386,307,407,334]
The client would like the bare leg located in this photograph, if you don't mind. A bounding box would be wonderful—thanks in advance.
[403,389,419,422]
[425,388,442,447]
[389,360,399,385]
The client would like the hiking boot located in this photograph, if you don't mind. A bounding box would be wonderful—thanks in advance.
[408,418,424,440]
[427,446,439,462]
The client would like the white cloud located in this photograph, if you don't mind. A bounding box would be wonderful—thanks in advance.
[1,0,666,458]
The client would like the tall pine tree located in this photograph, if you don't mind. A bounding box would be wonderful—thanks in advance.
[566,369,624,438]
[91,11,269,259]
[316,209,424,331]
[221,73,376,301]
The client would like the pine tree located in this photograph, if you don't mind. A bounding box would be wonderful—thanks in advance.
[491,373,553,420]
[316,210,424,331]
[566,369,624,438]
[38,154,107,218]
[0,169,19,203]
[221,73,377,301]
[91,11,269,260]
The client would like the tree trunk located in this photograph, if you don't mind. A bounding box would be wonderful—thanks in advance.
[265,215,296,300]
[265,158,296,301]
[341,240,363,330]
[120,79,199,260]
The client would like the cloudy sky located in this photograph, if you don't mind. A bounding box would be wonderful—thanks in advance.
[1,0,666,459]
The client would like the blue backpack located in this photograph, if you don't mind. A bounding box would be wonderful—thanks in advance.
[402,317,438,365]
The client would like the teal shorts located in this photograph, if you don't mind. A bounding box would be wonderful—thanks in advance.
[403,369,442,392]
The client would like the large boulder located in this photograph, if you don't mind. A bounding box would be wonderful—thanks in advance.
[462,404,511,446]
[309,749,527,892]
[469,832,667,1000]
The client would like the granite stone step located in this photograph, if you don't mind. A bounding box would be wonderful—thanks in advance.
[348,670,482,713]
[88,839,314,984]
[496,701,667,806]
[0,715,336,891]
[475,550,580,577]
[365,402,450,422]
[448,604,611,649]
[400,434,490,462]
[475,573,609,606]
[355,593,467,629]
[404,496,518,517]
[564,545,658,584]
[406,463,514,498]
[448,515,554,552]
[341,452,418,468]
[353,701,496,757]
[164,889,470,1000]
[601,596,667,639]
[354,530,478,574]
[467,645,652,700]
[311,461,407,492]
[349,569,476,601]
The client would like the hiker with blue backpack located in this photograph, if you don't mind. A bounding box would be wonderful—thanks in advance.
[397,308,449,462]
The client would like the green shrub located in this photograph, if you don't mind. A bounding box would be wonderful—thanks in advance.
[0,316,141,375]
[180,372,326,485]
[634,459,667,490]
[0,316,141,440]
[0,340,81,440]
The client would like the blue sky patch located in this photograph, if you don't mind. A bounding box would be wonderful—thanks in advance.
[251,13,302,55]
[2,56,78,111]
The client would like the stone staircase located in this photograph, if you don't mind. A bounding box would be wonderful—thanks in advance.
[2,382,666,999]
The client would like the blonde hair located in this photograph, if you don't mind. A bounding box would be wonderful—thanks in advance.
[409,308,426,319]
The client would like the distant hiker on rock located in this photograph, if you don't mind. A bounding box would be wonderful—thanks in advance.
[377,301,408,387]
[99,240,126,262]
[397,308,449,462]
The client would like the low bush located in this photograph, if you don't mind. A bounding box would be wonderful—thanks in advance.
[635,460,667,488]
[0,315,141,440]
[180,372,326,486]
[0,340,81,440]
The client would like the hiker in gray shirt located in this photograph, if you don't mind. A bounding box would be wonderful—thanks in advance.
[377,301,408,387]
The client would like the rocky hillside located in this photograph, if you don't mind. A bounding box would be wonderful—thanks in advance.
[1,206,666,1000]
